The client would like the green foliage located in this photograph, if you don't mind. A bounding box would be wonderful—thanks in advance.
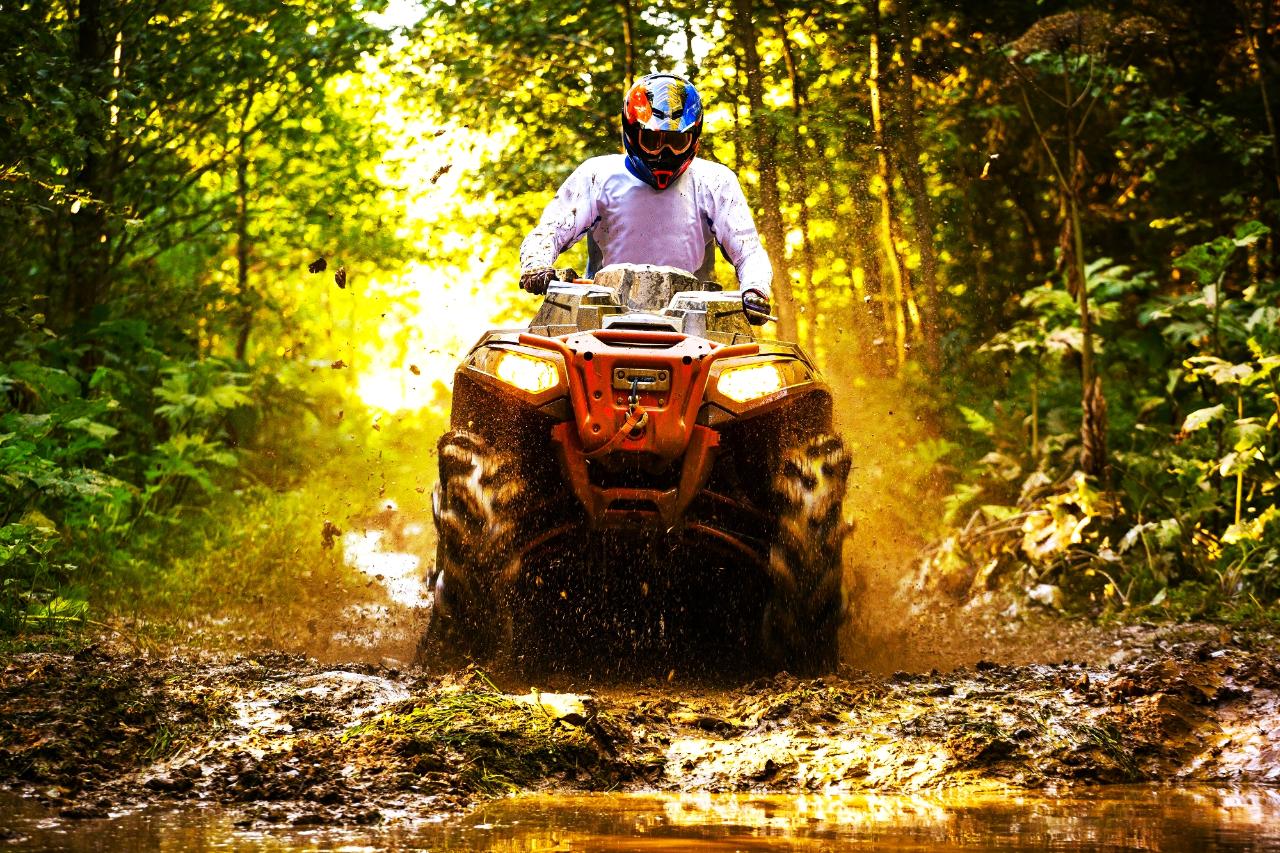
[0,325,253,630]
[930,224,1280,619]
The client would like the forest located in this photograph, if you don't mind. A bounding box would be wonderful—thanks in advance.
[3,0,1276,638]
[3,0,1280,845]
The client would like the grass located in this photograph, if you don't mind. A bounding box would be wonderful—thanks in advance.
[346,686,615,796]
[1069,719,1141,780]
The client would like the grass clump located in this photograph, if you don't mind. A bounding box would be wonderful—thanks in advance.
[347,687,615,796]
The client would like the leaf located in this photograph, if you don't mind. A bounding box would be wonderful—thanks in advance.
[1182,404,1225,433]
[1231,420,1268,451]
[1231,220,1270,247]
[980,504,1020,522]
[1218,448,1262,477]
[1222,506,1280,545]
[1184,356,1254,385]
[64,417,118,442]
[1246,308,1279,335]
[1045,327,1085,355]
[958,405,994,436]
[980,451,1022,481]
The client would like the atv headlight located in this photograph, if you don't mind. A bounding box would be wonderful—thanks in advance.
[494,350,559,394]
[717,363,784,403]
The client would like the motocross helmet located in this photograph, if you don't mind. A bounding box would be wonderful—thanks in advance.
[621,73,704,190]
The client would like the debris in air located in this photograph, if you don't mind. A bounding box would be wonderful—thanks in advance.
[331,360,347,370]
[308,257,327,274]
[320,520,341,550]
[430,164,452,184]
[409,364,421,375]
[335,266,348,288]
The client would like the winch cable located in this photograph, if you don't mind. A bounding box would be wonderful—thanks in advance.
[584,378,650,459]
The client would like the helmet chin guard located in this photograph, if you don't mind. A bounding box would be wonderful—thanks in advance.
[621,73,704,191]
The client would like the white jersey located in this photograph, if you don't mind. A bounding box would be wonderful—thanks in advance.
[519,155,773,296]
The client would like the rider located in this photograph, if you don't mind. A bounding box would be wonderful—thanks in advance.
[518,73,772,323]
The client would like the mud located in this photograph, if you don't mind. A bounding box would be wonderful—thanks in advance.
[1,625,1277,829]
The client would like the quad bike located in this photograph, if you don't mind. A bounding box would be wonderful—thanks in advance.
[422,264,851,675]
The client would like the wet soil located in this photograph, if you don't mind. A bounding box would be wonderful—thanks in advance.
[1,623,1277,830]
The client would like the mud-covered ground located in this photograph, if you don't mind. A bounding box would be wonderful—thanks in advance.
[1,622,1277,831]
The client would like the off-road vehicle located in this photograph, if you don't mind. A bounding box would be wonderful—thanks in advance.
[423,264,850,674]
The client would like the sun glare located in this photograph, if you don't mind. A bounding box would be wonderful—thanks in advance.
[354,261,524,413]
[343,58,529,414]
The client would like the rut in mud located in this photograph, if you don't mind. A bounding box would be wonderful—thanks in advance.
[1,625,1277,829]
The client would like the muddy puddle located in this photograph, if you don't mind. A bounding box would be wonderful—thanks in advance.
[4,787,1280,850]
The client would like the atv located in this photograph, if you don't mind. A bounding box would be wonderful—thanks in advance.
[422,264,851,675]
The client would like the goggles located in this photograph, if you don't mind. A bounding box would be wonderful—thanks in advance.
[637,128,694,156]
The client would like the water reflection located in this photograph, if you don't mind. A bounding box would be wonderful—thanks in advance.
[5,787,1280,851]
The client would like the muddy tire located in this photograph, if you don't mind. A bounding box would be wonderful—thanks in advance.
[419,430,524,669]
[761,434,852,675]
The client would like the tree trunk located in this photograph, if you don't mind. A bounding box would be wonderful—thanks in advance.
[619,0,637,85]
[67,0,111,326]
[776,7,820,359]
[1240,0,1280,198]
[234,91,257,362]
[867,1,910,369]
[683,2,698,79]
[233,151,253,362]
[731,37,745,175]
[893,22,942,368]
[732,0,799,342]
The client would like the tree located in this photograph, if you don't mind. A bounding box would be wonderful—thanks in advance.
[1005,10,1159,480]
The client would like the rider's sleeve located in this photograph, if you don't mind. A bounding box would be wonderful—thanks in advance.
[519,160,602,272]
[705,166,773,297]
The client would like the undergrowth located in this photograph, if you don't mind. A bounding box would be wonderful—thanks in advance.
[918,223,1280,623]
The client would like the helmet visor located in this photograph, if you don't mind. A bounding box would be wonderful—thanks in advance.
[637,128,694,156]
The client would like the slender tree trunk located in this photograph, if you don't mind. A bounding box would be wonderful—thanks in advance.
[234,91,257,362]
[731,39,745,175]
[732,0,799,341]
[848,165,889,373]
[777,8,820,358]
[1240,0,1280,198]
[1062,67,1094,395]
[1043,51,1106,479]
[683,2,698,79]
[894,24,942,368]
[868,1,910,368]
[233,152,252,362]
[619,0,637,85]
[67,0,110,326]
[1066,100,1108,481]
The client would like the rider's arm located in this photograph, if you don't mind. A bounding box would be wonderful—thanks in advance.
[519,160,603,273]
[704,166,773,298]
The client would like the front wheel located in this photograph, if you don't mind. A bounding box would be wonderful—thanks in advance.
[761,433,852,675]
[418,430,524,669]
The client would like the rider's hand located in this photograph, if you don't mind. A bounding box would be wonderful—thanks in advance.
[742,289,772,326]
[520,266,557,295]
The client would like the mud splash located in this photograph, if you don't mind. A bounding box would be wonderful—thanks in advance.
[1,627,1276,829]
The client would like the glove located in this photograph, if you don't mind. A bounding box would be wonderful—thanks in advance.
[742,289,772,326]
[520,266,557,295]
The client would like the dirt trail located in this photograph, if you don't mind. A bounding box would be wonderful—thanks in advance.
[2,622,1276,829]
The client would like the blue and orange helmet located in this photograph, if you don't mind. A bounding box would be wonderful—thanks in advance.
[621,73,704,190]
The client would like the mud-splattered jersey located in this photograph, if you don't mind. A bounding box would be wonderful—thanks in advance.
[519,155,773,296]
